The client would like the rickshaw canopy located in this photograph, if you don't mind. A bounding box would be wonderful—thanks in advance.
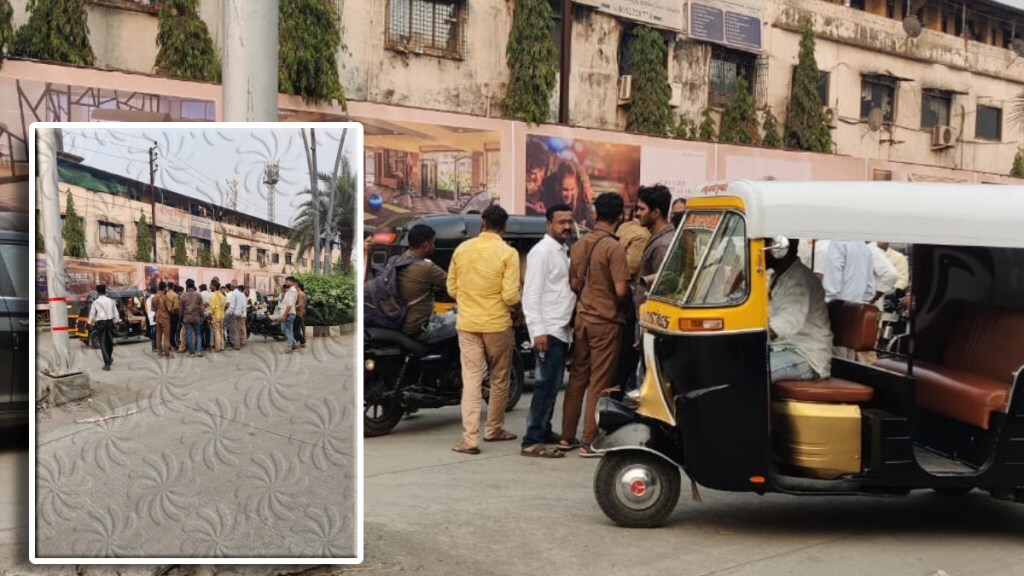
[691,181,1024,249]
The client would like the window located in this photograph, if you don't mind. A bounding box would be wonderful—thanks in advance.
[921,90,952,129]
[0,243,29,298]
[286,253,293,266]
[256,248,267,265]
[301,258,307,268]
[651,211,747,306]
[60,214,84,228]
[179,100,215,121]
[791,68,829,106]
[272,253,280,265]
[550,0,564,71]
[197,239,211,258]
[860,75,897,123]
[98,221,123,244]
[976,105,1002,141]
[708,46,757,108]
[239,245,251,261]
[386,0,468,60]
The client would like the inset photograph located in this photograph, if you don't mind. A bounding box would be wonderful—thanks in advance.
[30,122,362,562]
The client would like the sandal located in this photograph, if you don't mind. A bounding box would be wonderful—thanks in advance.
[483,429,517,442]
[556,437,581,450]
[451,443,481,455]
[521,445,564,458]
[578,444,606,458]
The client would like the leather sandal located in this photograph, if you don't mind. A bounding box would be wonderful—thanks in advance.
[451,443,480,455]
[483,429,517,442]
[521,445,564,458]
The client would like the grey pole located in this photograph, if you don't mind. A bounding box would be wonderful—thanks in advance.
[222,0,279,121]
[39,128,81,378]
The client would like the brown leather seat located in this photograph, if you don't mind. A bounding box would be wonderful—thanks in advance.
[874,304,1024,430]
[774,378,875,403]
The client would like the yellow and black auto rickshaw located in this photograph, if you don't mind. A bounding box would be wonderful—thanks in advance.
[75,289,148,348]
[594,180,1024,527]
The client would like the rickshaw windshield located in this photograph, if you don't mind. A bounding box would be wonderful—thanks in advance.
[651,211,748,306]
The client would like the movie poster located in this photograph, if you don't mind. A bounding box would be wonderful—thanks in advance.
[144,265,179,292]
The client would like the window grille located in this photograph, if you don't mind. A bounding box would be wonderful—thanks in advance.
[386,0,468,60]
[99,221,123,244]
[708,45,757,108]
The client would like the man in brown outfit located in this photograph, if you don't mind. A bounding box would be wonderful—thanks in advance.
[561,192,630,457]
[180,279,205,358]
[153,281,173,358]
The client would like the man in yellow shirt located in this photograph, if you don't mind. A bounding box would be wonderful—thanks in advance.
[447,205,522,454]
[209,280,227,352]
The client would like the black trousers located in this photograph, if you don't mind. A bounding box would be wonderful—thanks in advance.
[294,316,306,344]
[95,320,115,366]
[612,304,639,391]
[170,313,180,346]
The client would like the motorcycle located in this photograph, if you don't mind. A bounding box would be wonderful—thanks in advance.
[246,304,287,342]
[363,313,525,437]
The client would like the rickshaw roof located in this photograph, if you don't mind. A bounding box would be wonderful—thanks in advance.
[691,180,1024,249]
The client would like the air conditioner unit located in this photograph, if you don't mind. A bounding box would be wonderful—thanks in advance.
[931,125,955,149]
[669,82,684,108]
[822,106,838,129]
[617,75,633,105]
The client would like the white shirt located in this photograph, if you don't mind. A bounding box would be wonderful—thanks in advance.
[798,239,830,276]
[281,286,298,315]
[770,261,832,378]
[523,234,576,344]
[88,295,121,323]
[228,290,247,316]
[200,290,212,317]
[886,247,910,291]
[868,242,899,297]
[145,294,155,324]
[822,241,875,303]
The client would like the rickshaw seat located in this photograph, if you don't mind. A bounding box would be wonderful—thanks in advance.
[773,379,874,403]
[828,300,879,351]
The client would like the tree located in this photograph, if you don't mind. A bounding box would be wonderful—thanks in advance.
[500,0,558,124]
[1012,149,1024,178]
[718,76,760,146]
[279,0,345,106]
[35,212,44,253]
[626,26,673,136]
[62,192,87,259]
[762,107,783,148]
[0,0,14,68]
[11,0,94,66]
[784,19,832,153]
[172,233,190,265]
[155,0,220,82]
[197,246,213,268]
[135,211,153,262]
[289,167,357,274]
[217,230,232,269]
[697,107,718,142]
[671,114,695,140]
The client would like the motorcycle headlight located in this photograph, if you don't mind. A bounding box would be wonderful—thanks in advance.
[365,359,376,372]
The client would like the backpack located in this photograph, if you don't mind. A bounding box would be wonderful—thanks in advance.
[364,255,427,330]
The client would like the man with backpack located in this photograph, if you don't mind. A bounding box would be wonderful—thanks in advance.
[397,225,448,338]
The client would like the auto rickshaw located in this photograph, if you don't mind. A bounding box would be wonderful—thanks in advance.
[75,289,148,348]
[594,180,1024,527]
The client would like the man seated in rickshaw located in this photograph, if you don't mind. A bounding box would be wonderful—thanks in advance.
[126,296,147,332]
[766,238,833,383]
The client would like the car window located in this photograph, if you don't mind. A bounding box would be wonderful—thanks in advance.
[0,242,29,298]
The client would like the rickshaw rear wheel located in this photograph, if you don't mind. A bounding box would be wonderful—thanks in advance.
[595,450,681,528]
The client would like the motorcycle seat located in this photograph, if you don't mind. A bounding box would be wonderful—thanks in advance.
[366,327,430,355]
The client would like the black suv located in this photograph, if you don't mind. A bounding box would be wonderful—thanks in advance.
[0,229,28,428]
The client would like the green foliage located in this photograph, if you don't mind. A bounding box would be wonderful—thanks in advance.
[279,0,345,106]
[11,0,94,66]
[197,245,214,268]
[671,114,695,140]
[294,271,355,326]
[719,76,760,146]
[762,107,783,148]
[172,233,190,265]
[62,192,87,259]
[626,26,672,136]
[135,211,152,262]
[0,0,14,67]
[1012,149,1024,178]
[697,107,717,142]
[218,230,233,269]
[784,19,833,153]
[155,0,220,82]
[35,211,44,253]
[500,0,558,124]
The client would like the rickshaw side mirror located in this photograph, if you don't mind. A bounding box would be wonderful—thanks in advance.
[765,234,790,259]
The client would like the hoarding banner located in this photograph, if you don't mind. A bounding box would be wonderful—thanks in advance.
[689,0,764,52]
[190,215,213,240]
[154,204,189,234]
[576,0,685,32]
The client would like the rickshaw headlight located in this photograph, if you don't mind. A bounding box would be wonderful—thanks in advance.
[365,359,376,372]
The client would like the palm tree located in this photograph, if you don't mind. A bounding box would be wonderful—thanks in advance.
[288,161,357,273]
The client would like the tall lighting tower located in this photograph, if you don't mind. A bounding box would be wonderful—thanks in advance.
[264,161,280,223]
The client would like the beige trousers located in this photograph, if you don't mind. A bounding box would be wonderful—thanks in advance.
[458,328,513,448]
[211,317,225,351]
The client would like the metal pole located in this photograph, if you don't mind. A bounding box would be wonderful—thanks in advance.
[559,0,572,125]
[222,0,280,121]
[39,128,80,377]
[310,129,320,272]
[150,143,158,263]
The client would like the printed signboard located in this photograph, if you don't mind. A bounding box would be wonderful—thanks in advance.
[688,0,764,52]
[154,203,190,234]
[189,215,213,240]
[576,0,684,32]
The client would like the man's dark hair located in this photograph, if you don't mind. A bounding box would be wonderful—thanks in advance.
[237,284,245,291]
[637,184,672,220]
[149,286,157,295]
[167,282,175,290]
[96,284,106,295]
[285,275,297,283]
[481,205,509,232]
[297,281,304,290]
[545,202,573,222]
[526,139,550,173]
[158,281,167,291]
[672,197,687,209]
[211,280,220,290]
[408,224,436,249]
[594,193,624,223]
[199,284,207,291]
[185,279,195,289]
[175,286,184,293]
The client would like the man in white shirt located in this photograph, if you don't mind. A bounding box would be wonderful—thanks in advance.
[822,240,876,304]
[520,203,576,458]
[767,240,832,383]
[145,286,157,352]
[88,284,121,371]
[879,242,910,291]
[279,276,299,354]
[227,284,248,350]
[868,242,899,306]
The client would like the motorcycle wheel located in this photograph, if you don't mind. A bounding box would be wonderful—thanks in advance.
[483,348,525,411]
[272,333,287,342]
[364,375,403,437]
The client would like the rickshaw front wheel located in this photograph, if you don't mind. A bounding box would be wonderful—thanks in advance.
[595,450,681,528]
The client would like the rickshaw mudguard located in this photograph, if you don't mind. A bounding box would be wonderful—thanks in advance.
[597,398,684,468]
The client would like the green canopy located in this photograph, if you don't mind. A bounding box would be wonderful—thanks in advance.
[57,164,129,196]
